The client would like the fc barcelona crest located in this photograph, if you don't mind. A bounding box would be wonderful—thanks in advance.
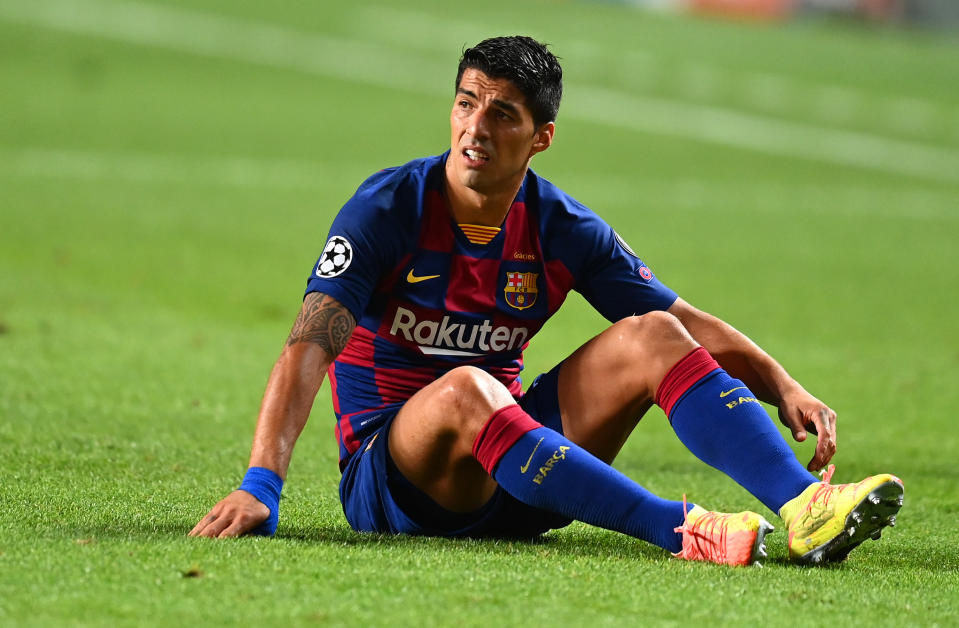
[504,271,539,310]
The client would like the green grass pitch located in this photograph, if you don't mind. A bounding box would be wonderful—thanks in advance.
[2,0,958,625]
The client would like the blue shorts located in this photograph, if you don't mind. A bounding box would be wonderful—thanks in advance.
[338,365,572,538]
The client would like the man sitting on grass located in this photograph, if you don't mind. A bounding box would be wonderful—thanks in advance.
[191,36,903,566]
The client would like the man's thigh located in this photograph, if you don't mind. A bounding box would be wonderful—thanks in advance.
[339,412,569,537]
[339,412,490,536]
[554,318,678,462]
[338,368,571,537]
[386,367,513,513]
[338,414,421,534]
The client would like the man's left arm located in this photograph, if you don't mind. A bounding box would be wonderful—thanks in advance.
[667,297,836,471]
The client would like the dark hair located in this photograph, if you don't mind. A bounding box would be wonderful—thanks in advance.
[455,36,563,128]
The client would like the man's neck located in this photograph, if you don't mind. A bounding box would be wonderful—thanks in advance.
[443,174,526,227]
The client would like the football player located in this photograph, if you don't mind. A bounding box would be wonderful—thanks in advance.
[191,36,902,566]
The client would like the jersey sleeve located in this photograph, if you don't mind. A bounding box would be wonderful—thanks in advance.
[574,220,678,321]
[546,197,677,321]
[304,169,409,321]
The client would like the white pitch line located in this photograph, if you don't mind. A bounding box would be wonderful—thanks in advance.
[349,4,501,56]
[811,85,860,124]
[675,63,724,101]
[559,172,959,222]
[0,0,452,95]
[352,4,951,140]
[742,72,793,111]
[0,147,336,189]
[883,97,938,134]
[2,0,959,185]
[5,144,954,224]
[569,84,959,185]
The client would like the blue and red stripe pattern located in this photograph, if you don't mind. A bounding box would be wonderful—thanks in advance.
[306,152,678,466]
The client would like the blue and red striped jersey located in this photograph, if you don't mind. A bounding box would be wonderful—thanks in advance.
[305,152,678,465]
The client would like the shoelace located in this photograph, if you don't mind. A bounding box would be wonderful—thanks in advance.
[804,463,839,515]
[673,495,728,563]
[821,464,836,483]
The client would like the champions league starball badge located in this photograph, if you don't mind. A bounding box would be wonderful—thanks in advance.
[613,231,637,258]
[315,236,353,278]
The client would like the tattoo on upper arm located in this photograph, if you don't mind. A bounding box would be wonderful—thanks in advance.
[286,292,356,356]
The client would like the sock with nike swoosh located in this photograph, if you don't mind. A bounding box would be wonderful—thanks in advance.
[658,347,817,513]
[473,405,687,552]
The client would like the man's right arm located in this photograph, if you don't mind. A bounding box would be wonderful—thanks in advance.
[189,291,356,538]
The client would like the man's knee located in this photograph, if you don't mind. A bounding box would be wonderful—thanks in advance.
[388,366,507,510]
[603,312,700,386]
[428,366,514,434]
[614,311,694,350]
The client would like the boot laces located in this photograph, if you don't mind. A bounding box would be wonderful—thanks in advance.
[673,495,729,563]
[820,464,836,484]
[805,464,841,515]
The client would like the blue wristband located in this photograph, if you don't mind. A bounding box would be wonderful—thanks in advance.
[238,466,283,536]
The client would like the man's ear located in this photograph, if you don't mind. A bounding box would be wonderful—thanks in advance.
[529,122,555,157]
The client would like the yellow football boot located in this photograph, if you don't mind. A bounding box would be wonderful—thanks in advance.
[673,499,774,567]
[779,465,904,565]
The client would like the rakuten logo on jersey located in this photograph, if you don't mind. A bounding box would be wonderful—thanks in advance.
[388,306,529,357]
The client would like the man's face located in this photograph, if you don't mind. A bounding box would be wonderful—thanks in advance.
[448,68,552,196]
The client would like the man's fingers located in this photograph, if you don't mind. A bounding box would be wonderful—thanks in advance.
[189,501,236,538]
[808,451,825,472]
[808,440,835,471]
[779,407,807,442]
[189,509,221,537]
[778,394,838,472]
[190,491,270,538]
[810,407,833,436]
[196,513,234,538]
[806,407,837,472]
[217,518,250,539]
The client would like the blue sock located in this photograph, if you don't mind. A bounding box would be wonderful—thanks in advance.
[473,405,687,552]
[659,348,818,513]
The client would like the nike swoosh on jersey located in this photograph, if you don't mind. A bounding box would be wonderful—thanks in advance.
[407,269,441,283]
[719,386,748,398]
[520,437,545,473]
